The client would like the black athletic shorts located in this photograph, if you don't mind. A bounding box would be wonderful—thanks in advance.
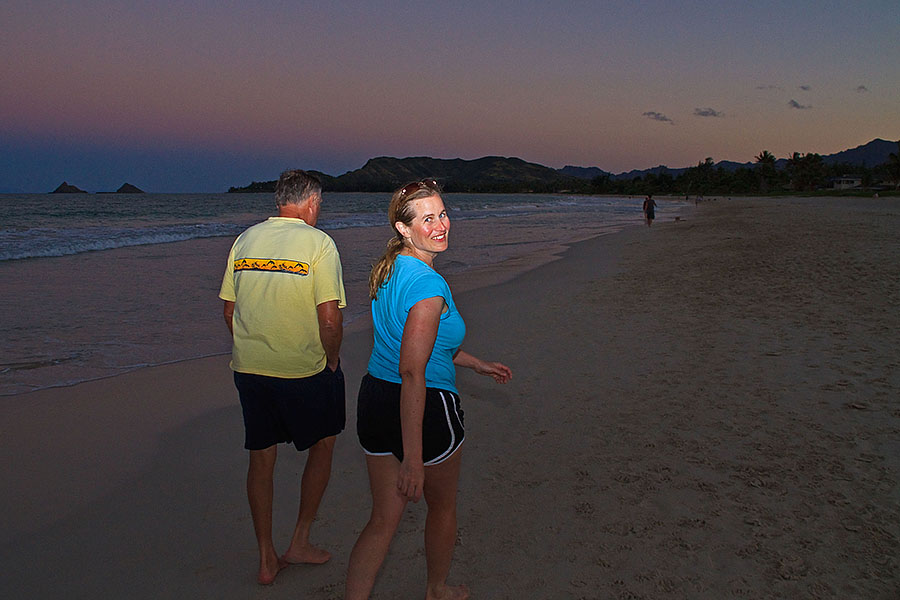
[234,364,345,451]
[356,373,464,465]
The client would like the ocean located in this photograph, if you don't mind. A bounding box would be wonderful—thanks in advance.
[0,192,683,396]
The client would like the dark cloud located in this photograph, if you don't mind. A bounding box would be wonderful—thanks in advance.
[799,85,811,91]
[856,85,869,93]
[642,111,674,124]
[694,107,724,118]
[788,99,812,110]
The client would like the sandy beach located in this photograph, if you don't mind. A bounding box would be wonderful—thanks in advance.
[1,197,898,599]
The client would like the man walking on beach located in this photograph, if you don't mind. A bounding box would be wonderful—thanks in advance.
[642,194,657,227]
[219,169,346,585]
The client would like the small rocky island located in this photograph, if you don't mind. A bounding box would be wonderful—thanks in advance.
[50,181,88,193]
[114,183,145,193]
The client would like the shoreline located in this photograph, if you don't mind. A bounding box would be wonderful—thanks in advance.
[2,197,897,598]
[0,214,655,543]
[1,202,673,397]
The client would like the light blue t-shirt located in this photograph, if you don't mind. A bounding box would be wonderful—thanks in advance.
[367,255,466,393]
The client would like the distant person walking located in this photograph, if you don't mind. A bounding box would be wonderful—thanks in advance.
[642,194,657,227]
[219,169,346,585]
[345,179,512,600]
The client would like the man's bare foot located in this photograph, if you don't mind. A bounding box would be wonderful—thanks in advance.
[281,543,331,565]
[258,554,288,585]
[426,583,470,600]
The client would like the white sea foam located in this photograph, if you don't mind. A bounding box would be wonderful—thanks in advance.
[0,223,246,261]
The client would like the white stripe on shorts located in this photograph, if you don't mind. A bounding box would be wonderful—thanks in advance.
[425,390,464,466]
[363,450,394,457]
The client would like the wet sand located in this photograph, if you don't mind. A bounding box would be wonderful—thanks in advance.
[1,197,897,599]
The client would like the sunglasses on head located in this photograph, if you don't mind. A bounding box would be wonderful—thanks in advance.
[398,179,439,197]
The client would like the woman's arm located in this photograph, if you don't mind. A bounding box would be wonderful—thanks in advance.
[453,349,512,384]
[396,296,444,502]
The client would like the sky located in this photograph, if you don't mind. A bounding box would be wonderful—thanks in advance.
[1,0,898,193]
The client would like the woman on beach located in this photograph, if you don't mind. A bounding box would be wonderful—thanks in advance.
[345,179,512,600]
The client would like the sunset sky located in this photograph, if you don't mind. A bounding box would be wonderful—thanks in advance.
[2,1,898,192]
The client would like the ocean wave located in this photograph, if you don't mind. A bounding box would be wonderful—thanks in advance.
[0,223,250,261]
[0,196,650,262]
[0,213,397,261]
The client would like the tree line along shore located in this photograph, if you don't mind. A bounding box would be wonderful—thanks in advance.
[228,141,900,197]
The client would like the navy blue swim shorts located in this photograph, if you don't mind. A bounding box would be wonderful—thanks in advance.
[234,364,345,451]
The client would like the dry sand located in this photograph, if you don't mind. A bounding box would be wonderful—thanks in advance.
[1,197,897,599]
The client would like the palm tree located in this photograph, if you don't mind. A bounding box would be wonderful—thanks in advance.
[888,141,900,189]
[755,150,776,193]
[755,150,775,163]
[804,153,826,190]
[786,152,802,190]
[787,152,826,191]
[695,157,715,194]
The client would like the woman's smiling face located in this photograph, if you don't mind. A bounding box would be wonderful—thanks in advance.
[397,194,450,260]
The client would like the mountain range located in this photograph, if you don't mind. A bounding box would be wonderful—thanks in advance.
[228,137,895,194]
[231,155,579,194]
[560,138,898,181]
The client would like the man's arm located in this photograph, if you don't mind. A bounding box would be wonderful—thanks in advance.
[316,300,343,371]
[223,300,235,335]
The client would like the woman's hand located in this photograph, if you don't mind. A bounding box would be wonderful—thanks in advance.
[453,350,512,384]
[474,360,512,384]
[397,457,425,502]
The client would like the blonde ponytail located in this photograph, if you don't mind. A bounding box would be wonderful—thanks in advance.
[368,236,405,299]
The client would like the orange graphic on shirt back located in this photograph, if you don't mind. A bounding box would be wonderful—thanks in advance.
[234,258,309,275]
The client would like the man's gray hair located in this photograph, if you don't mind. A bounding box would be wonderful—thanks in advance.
[275,169,322,207]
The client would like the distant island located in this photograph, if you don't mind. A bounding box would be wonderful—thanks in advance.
[228,138,900,196]
[114,183,145,194]
[51,181,88,193]
[50,182,145,194]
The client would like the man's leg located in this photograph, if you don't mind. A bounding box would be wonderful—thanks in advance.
[247,445,286,584]
[283,435,336,564]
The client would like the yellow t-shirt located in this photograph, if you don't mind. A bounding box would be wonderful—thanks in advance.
[219,217,346,378]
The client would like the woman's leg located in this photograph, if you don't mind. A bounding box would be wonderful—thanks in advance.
[423,449,469,600]
[345,455,408,600]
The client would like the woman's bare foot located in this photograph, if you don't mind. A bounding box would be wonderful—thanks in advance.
[281,543,332,565]
[258,554,288,585]
[426,583,470,600]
